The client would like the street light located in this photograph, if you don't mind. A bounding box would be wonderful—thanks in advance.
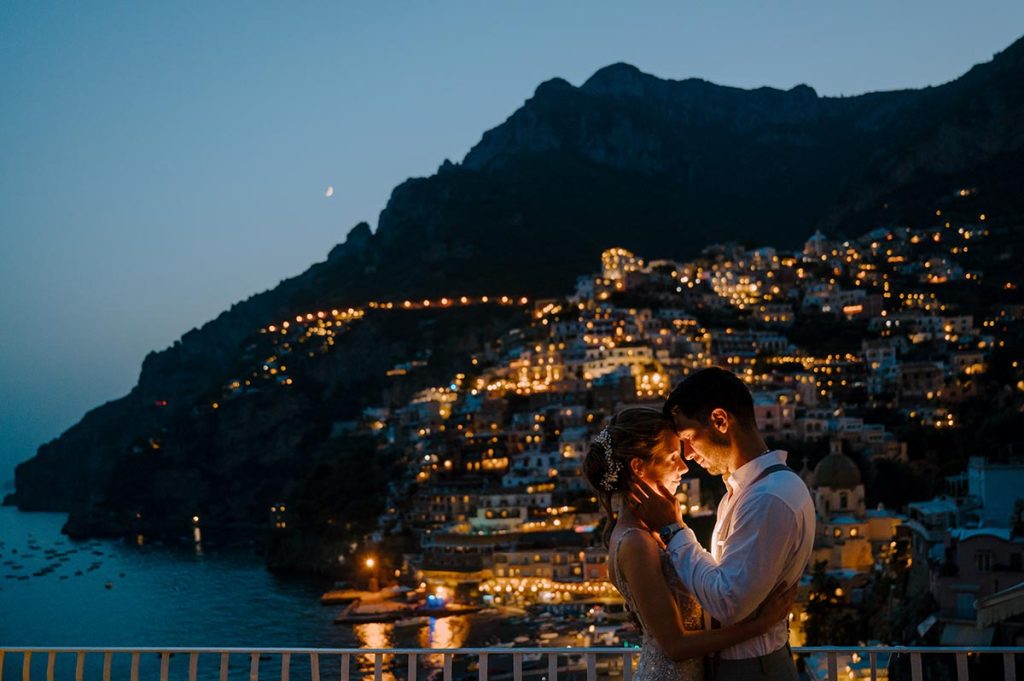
[364,556,379,592]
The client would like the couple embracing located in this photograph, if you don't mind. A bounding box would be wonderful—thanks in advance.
[582,367,815,681]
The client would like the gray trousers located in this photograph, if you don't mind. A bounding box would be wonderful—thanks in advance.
[708,645,798,681]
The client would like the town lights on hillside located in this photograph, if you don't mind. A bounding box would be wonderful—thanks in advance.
[364,557,376,569]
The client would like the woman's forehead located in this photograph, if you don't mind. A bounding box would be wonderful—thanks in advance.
[659,429,681,452]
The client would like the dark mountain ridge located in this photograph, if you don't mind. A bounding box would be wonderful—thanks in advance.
[8,37,1024,556]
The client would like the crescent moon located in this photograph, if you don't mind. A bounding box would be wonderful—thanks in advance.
[325,185,334,198]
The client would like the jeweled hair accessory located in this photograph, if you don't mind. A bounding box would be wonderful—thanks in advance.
[594,428,621,491]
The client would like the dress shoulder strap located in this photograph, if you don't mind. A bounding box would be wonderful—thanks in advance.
[614,526,649,557]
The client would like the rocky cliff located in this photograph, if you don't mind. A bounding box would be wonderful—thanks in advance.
[9,36,1024,571]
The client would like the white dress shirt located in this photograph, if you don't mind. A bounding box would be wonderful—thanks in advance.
[665,450,815,660]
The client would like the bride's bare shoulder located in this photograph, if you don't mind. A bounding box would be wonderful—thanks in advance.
[613,527,660,565]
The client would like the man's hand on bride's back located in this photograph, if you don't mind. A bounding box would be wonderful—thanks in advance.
[747,581,798,632]
[627,478,683,531]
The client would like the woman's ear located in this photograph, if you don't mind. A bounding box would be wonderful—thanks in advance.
[629,457,644,479]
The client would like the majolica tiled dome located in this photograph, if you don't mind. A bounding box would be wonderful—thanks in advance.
[813,450,862,489]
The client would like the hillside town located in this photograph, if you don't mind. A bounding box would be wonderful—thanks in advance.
[247,211,1023,654]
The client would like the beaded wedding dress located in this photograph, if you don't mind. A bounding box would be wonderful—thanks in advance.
[610,527,705,681]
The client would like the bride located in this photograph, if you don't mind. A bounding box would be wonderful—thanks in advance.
[582,407,796,681]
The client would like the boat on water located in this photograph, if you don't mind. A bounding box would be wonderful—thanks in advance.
[333,608,408,624]
[393,616,429,628]
[332,598,412,625]
[414,603,483,617]
[321,591,359,606]
[587,624,620,646]
[321,585,409,605]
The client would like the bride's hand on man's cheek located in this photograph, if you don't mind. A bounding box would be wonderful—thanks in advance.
[626,478,684,529]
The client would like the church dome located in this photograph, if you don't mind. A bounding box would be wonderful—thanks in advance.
[813,451,862,489]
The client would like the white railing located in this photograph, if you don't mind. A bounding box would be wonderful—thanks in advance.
[0,646,1021,681]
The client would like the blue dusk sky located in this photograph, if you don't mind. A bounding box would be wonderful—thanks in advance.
[1,2,1023,483]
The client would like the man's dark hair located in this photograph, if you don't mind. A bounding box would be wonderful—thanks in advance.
[663,366,756,425]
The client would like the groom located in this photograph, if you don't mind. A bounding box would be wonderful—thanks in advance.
[629,367,814,681]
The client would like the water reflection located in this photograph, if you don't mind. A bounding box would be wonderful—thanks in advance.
[423,616,469,665]
[348,617,473,678]
[353,622,395,680]
[354,621,393,649]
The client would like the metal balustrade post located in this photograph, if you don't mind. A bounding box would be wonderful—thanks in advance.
[585,652,596,681]
[477,653,487,681]
[22,651,31,681]
[869,651,877,681]
[955,652,968,681]
[341,653,350,681]
[220,653,230,681]
[130,651,140,681]
[512,653,523,681]
[826,652,837,681]
[250,652,260,681]
[407,653,417,681]
[548,652,558,681]
[443,653,453,681]
[311,653,320,681]
[103,652,112,681]
[161,651,171,681]
[46,650,55,681]
[1006,652,1017,681]
[910,652,923,681]
[189,652,199,681]
[282,652,291,681]
[76,651,85,681]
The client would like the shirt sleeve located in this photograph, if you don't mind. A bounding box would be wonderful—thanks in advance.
[665,492,798,624]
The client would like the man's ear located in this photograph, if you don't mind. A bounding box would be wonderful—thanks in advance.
[709,407,730,434]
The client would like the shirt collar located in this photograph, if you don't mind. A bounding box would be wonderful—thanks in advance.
[727,449,788,493]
